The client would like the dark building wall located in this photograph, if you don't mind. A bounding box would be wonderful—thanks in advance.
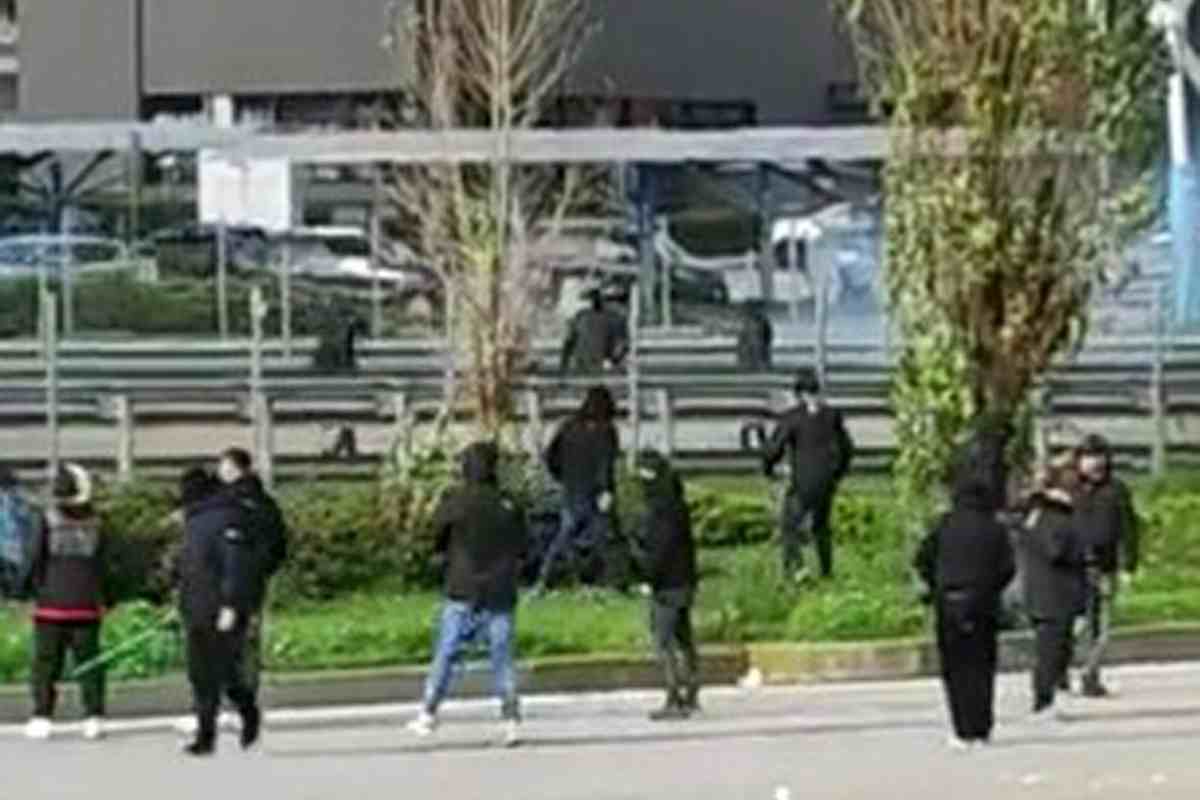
[17,0,140,120]
[575,0,857,124]
[142,0,410,95]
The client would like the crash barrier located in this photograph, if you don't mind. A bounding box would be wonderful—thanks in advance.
[1,330,1197,483]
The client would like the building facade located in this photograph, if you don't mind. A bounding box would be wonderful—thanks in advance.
[13,0,864,127]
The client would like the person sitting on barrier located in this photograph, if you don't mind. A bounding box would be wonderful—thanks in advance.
[25,463,109,742]
[538,386,621,591]
[762,367,854,581]
[632,450,701,721]
[735,300,773,372]
[560,288,628,375]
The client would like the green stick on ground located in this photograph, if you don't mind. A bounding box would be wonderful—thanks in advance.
[66,609,180,680]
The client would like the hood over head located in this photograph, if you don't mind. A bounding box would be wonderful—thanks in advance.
[579,385,616,423]
[638,449,683,501]
[460,441,500,485]
[53,463,93,508]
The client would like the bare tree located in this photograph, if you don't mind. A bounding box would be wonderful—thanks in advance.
[381,0,598,436]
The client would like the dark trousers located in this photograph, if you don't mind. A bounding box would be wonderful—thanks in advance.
[31,621,105,718]
[651,588,699,701]
[186,625,257,741]
[539,493,622,589]
[781,488,834,577]
[1032,616,1074,711]
[936,603,998,741]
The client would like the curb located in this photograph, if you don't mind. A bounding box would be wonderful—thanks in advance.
[1,626,1196,725]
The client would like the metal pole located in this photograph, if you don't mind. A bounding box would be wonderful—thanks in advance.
[1152,281,1169,475]
[128,132,142,261]
[756,165,775,306]
[627,283,641,470]
[371,168,384,339]
[250,286,267,481]
[60,208,74,338]
[217,218,229,339]
[787,228,801,326]
[815,235,830,386]
[661,260,673,330]
[636,165,658,326]
[43,289,60,484]
[280,237,293,359]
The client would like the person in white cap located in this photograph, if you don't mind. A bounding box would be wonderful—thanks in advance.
[25,463,108,742]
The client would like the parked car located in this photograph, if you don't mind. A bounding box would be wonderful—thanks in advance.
[0,235,157,282]
[151,223,272,277]
[274,227,439,301]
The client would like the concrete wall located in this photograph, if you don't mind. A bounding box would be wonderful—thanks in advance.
[17,0,140,120]
[576,0,857,124]
[142,0,411,95]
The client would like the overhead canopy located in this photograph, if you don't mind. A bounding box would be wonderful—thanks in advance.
[0,123,891,163]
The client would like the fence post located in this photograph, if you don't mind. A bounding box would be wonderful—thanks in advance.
[627,287,642,469]
[249,287,273,487]
[114,394,134,482]
[656,387,675,458]
[815,238,831,387]
[258,396,275,490]
[216,218,230,339]
[392,391,410,447]
[42,289,60,486]
[524,388,544,458]
[1152,283,1168,476]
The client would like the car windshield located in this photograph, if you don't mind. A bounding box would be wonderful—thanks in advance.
[314,236,370,257]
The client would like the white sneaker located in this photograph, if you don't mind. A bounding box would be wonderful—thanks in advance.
[501,720,521,748]
[25,717,52,741]
[219,711,242,733]
[174,716,198,736]
[406,711,437,738]
[82,717,105,741]
[946,736,972,752]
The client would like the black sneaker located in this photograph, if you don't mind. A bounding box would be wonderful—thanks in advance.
[240,706,262,750]
[1081,682,1110,699]
[649,695,688,722]
[183,737,216,757]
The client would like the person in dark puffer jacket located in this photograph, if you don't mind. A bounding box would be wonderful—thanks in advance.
[633,450,700,721]
[177,466,262,757]
[26,463,108,742]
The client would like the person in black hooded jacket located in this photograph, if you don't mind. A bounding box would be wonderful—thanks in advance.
[1018,462,1088,717]
[915,432,1016,749]
[560,289,629,375]
[633,450,700,721]
[406,442,528,747]
[539,386,621,590]
[763,367,854,579]
[177,466,262,757]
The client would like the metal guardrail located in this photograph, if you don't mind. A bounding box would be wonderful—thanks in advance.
[1,333,1195,481]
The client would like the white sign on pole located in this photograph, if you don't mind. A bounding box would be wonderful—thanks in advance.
[198,151,295,231]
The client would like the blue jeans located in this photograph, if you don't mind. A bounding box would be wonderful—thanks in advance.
[536,493,606,588]
[422,601,520,720]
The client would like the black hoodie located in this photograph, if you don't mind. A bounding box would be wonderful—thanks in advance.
[433,443,528,611]
[226,475,288,606]
[915,476,1015,619]
[1020,491,1088,620]
[545,388,620,501]
[179,492,258,626]
[634,452,697,591]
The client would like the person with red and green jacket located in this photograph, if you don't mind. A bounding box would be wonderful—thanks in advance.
[25,463,109,742]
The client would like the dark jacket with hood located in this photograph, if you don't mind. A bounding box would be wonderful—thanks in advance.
[179,492,259,627]
[546,388,620,501]
[31,505,107,623]
[1075,475,1139,576]
[561,302,629,374]
[915,475,1016,621]
[763,401,854,499]
[1020,491,1088,620]
[226,475,288,607]
[634,452,697,592]
[433,443,528,612]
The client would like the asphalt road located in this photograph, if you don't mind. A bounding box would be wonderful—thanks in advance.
[5,663,1200,799]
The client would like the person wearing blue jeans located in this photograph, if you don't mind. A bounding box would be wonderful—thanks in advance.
[407,442,527,747]
[540,386,620,591]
